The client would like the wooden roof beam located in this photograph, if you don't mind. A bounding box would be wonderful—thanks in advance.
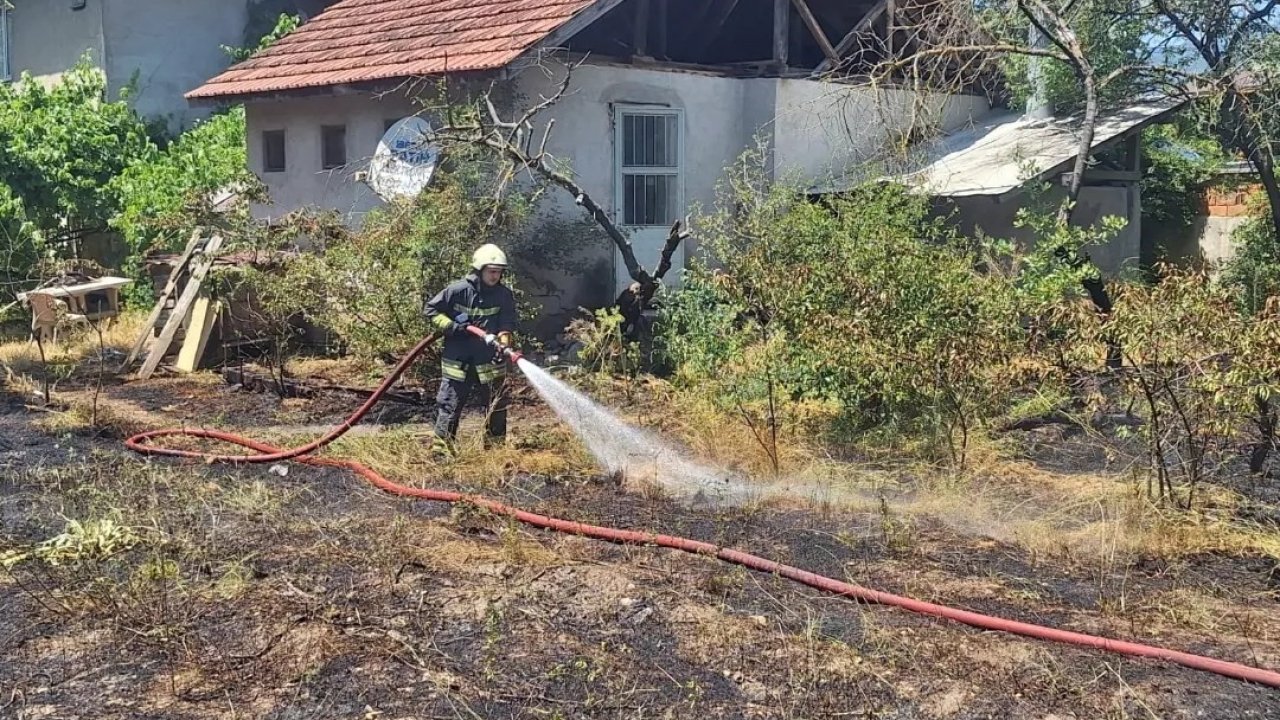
[814,0,887,74]
[790,0,840,65]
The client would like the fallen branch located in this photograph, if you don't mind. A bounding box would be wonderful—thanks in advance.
[221,367,426,405]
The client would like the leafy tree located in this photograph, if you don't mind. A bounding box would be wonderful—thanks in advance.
[0,57,152,298]
[108,107,263,300]
[230,151,540,365]
[222,14,301,63]
[1140,120,1228,230]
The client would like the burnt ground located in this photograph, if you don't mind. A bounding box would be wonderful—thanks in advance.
[2,364,1280,719]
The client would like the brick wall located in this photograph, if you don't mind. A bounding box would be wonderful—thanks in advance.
[1200,183,1263,217]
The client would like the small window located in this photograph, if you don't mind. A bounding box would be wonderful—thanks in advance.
[262,130,286,173]
[617,110,682,226]
[321,124,346,170]
[0,8,11,81]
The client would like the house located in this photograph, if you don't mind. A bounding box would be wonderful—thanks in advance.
[184,0,996,331]
[2,0,335,130]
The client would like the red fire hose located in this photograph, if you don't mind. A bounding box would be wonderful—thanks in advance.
[125,331,1280,689]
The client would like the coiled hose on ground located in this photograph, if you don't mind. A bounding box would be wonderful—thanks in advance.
[125,333,1280,689]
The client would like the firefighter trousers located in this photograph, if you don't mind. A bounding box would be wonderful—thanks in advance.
[432,362,509,448]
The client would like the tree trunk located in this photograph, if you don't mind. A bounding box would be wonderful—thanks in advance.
[1218,86,1280,242]
[1061,51,1123,368]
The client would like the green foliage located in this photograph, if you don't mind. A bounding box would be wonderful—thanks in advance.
[0,57,153,296]
[1140,121,1228,229]
[566,307,640,377]
[222,13,300,62]
[981,0,1150,114]
[233,157,540,364]
[659,151,1029,462]
[1221,211,1280,315]
[110,107,262,301]
[1107,266,1256,506]
[0,55,255,303]
[1,514,140,569]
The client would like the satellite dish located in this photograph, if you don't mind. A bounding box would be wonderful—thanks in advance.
[368,116,440,200]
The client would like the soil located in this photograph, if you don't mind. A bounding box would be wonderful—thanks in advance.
[2,364,1279,719]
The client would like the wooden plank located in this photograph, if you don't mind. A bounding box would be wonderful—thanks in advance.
[768,0,788,65]
[136,234,224,381]
[534,0,630,52]
[773,0,790,66]
[175,297,220,373]
[790,0,839,64]
[690,0,741,54]
[814,0,886,74]
[634,0,651,56]
[886,0,896,58]
[655,0,668,58]
[118,230,204,371]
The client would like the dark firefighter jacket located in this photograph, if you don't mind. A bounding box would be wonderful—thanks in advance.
[423,272,517,377]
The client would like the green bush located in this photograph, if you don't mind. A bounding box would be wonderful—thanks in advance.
[658,151,1029,461]
[1222,211,1280,316]
[231,156,540,364]
[110,106,262,302]
[0,58,153,298]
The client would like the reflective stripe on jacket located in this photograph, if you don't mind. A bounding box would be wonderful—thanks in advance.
[423,271,517,368]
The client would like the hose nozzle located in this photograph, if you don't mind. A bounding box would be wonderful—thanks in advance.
[463,325,524,364]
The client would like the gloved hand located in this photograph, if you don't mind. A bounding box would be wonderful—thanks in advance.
[491,331,514,364]
[448,313,470,337]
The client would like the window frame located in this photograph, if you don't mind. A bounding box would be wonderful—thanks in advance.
[613,105,685,228]
[0,7,11,82]
[321,124,347,170]
[262,129,287,173]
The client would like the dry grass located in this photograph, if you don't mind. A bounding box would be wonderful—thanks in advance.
[255,418,599,492]
[632,383,1280,567]
[0,309,149,373]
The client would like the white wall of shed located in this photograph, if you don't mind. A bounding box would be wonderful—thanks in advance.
[770,80,990,186]
[245,92,419,224]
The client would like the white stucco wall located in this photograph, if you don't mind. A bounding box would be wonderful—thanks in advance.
[941,183,1143,278]
[6,0,298,130]
[239,63,999,333]
[245,92,418,224]
[512,63,759,322]
[102,0,250,129]
[770,81,990,186]
[7,1,105,86]
[1154,216,1251,269]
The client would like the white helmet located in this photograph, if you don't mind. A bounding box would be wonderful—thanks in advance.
[472,243,508,271]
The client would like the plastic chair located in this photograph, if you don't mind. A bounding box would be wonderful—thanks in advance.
[27,293,89,346]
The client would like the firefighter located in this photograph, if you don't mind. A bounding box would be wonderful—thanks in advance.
[423,244,517,458]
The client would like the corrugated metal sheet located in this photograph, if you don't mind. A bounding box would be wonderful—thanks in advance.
[881,97,1188,197]
[186,0,599,100]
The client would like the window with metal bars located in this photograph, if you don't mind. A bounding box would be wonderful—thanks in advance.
[616,109,682,226]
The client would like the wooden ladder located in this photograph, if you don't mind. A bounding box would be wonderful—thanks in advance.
[120,231,225,379]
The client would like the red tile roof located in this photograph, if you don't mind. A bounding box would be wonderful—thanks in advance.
[187,0,600,100]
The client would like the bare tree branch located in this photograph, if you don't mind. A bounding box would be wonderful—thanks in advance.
[430,55,690,303]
